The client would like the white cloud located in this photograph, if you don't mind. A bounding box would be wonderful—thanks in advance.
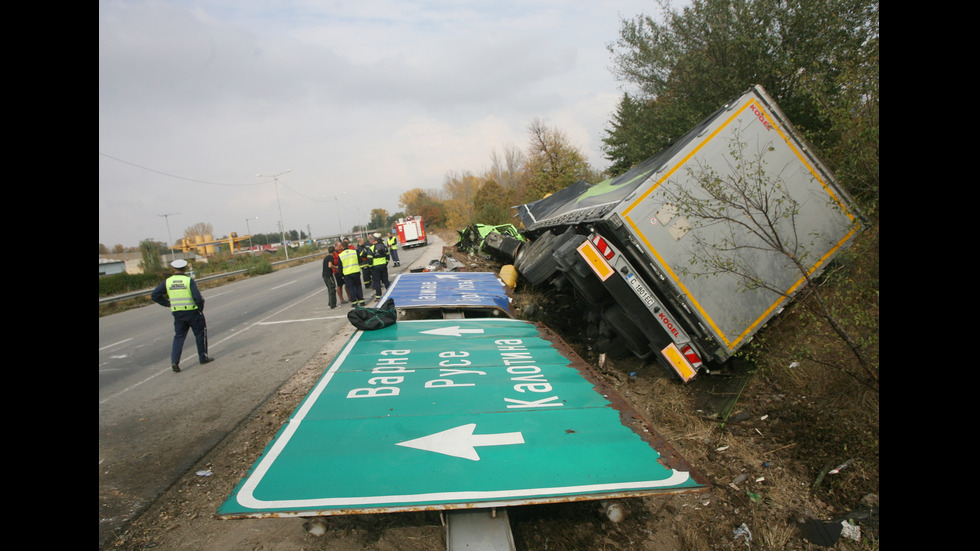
[99,0,661,247]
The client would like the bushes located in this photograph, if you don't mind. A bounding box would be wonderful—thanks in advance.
[248,256,273,275]
[99,272,164,297]
[99,253,282,298]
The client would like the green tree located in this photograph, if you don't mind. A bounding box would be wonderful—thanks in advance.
[602,93,665,176]
[604,0,879,200]
[796,2,879,213]
[386,212,405,228]
[370,208,390,230]
[524,118,592,200]
[138,239,164,274]
[472,180,511,225]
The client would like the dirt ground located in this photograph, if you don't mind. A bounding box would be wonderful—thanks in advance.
[107,240,878,551]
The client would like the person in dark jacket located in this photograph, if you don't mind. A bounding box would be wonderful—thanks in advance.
[322,250,338,308]
[151,259,214,372]
[366,233,390,301]
[356,237,372,288]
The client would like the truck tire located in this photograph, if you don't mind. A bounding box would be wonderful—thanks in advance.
[599,303,654,360]
[515,228,580,286]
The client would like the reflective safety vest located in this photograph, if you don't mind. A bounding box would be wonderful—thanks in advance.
[387,236,398,249]
[339,248,360,275]
[370,244,388,266]
[166,275,198,311]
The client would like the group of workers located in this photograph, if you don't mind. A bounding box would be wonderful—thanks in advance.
[322,231,401,309]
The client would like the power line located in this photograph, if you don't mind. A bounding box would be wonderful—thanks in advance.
[101,151,338,203]
[99,152,265,187]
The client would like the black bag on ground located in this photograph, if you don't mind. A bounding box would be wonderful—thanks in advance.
[347,298,396,330]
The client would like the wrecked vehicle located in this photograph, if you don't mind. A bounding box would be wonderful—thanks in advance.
[504,85,866,381]
[456,223,526,259]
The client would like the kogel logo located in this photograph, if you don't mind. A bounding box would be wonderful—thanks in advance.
[749,102,773,131]
[658,312,680,338]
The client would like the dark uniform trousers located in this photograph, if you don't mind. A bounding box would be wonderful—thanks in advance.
[172,309,208,365]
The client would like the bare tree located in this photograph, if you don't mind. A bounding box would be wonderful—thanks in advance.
[666,135,877,387]
[184,222,215,239]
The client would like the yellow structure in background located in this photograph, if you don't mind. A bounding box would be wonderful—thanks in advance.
[175,232,253,256]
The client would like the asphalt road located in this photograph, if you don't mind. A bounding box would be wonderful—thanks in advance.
[99,235,444,547]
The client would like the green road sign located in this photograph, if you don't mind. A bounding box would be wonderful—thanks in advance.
[218,319,707,518]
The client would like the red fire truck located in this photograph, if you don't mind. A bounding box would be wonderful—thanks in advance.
[395,216,427,248]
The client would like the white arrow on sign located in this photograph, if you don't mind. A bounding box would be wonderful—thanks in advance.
[396,423,525,461]
[420,326,485,337]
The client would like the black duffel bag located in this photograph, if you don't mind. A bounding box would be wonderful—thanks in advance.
[347,298,396,330]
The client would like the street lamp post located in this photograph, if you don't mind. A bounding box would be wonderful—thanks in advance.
[334,194,345,238]
[245,216,258,252]
[256,169,292,260]
[158,212,180,262]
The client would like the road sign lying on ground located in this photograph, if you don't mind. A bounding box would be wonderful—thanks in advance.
[380,272,514,317]
[217,318,707,518]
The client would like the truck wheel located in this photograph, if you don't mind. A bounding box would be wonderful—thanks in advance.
[516,228,580,286]
[514,230,559,285]
[600,303,654,360]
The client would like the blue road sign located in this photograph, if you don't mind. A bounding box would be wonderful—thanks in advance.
[218,318,707,518]
[380,272,512,315]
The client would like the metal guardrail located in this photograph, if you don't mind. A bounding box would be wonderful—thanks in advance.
[99,251,327,305]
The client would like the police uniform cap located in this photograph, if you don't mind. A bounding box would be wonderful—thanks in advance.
[171,259,189,269]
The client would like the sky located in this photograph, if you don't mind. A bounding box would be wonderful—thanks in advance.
[99,0,667,249]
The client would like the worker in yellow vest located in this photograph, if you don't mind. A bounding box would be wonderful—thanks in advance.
[338,242,365,306]
[386,231,400,267]
[151,259,214,372]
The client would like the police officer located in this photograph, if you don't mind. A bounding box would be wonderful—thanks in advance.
[339,241,365,306]
[367,233,390,301]
[151,259,214,372]
[386,231,400,267]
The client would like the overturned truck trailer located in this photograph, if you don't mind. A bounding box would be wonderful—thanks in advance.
[506,85,865,382]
